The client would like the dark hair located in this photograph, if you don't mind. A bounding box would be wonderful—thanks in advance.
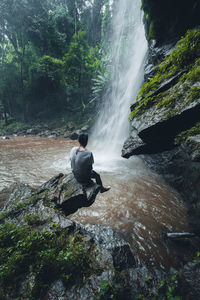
[78,133,88,147]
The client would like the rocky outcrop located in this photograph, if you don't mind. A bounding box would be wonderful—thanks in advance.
[0,175,165,300]
[122,29,200,207]
[123,100,200,158]
[141,146,200,209]
[36,173,101,215]
[1,173,200,299]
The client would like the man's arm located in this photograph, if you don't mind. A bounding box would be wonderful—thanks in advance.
[70,147,78,160]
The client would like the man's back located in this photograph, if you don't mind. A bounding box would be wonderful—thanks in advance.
[70,147,94,183]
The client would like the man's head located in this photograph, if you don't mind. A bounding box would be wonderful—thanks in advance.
[78,133,88,147]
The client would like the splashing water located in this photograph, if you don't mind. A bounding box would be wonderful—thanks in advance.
[90,0,148,169]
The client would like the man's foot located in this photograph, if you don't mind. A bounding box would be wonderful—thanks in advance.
[100,186,111,193]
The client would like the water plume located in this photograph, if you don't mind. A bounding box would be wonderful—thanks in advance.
[90,0,148,168]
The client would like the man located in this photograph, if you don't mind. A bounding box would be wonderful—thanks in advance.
[70,133,110,193]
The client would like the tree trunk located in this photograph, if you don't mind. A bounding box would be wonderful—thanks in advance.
[20,45,26,121]
[2,99,8,125]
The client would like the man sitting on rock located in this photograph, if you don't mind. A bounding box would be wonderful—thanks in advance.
[70,133,111,193]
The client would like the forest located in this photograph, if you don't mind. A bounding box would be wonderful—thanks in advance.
[0,0,113,126]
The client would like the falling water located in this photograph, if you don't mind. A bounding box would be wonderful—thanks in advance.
[90,0,148,162]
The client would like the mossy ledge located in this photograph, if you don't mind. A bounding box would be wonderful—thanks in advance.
[122,29,200,159]
[130,29,200,121]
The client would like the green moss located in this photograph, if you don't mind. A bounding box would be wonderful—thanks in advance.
[175,122,200,144]
[63,184,75,198]
[0,192,49,223]
[24,214,47,226]
[0,222,99,299]
[94,280,122,300]
[130,29,200,120]
[136,269,180,300]
[0,120,26,135]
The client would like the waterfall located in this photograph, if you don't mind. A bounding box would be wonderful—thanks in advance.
[90,0,148,169]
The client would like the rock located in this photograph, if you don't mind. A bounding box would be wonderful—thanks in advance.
[2,135,9,140]
[186,134,200,162]
[0,187,13,209]
[122,94,200,157]
[69,130,81,140]
[48,134,57,139]
[26,128,34,134]
[26,127,42,135]
[141,145,200,206]
[179,262,200,299]
[79,224,136,270]
[147,39,176,67]
[81,125,89,132]
[66,122,75,131]
[63,133,70,139]
[37,173,101,215]
[122,133,147,158]
[3,182,35,211]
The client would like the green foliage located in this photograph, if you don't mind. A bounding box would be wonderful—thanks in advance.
[0,0,109,123]
[174,122,200,144]
[136,270,180,300]
[94,280,121,300]
[193,251,200,263]
[130,29,200,120]
[24,214,46,226]
[0,120,25,135]
[0,222,97,298]
[31,56,64,88]
[63,30,100,110]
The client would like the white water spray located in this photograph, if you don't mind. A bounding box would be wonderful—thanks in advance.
[90,0,148,170]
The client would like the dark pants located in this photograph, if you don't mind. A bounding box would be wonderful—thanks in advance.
[90,170,103,187]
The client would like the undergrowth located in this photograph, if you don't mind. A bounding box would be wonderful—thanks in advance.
[0,222,98,299]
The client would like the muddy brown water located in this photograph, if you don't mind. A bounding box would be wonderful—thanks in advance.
[0,136,196,269]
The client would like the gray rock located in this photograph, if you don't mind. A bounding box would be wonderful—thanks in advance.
[81,125,89,132]
[122,133,147,158]
[186,134,200,162]
[37,173,101,215]
[122,94,200,157]
[2,182,35,211]
[79,224,136,270]
[69,130,81,140]
[48,134,57,139]
[66,122,75,131]
[141,145,200,205]
[2,135,9,140]
[179,262,200,299]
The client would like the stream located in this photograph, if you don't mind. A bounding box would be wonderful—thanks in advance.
[0,135,195,270]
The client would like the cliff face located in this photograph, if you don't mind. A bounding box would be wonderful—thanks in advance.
[122,29,200,210]
[142,0,200,43]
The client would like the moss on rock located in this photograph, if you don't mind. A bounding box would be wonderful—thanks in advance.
[130,29,200,120]
[0,222,99,299]
[174,122,200,144]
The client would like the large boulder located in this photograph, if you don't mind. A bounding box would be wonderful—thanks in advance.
[122,97,200,158]
[37,173,101,215]
[123,29,200,158]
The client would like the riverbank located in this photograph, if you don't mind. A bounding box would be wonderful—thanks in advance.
[0,118,90,140]
[1,168,200,299]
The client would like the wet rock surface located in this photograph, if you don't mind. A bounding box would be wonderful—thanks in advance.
[37,173,101,215]
[0,175,161,299]
[122,100,200,158]
[141,145,200,208]
[1,173,200,299]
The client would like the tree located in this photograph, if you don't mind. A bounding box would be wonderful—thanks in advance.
[63,30,100,111]
[29,55,65,117]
